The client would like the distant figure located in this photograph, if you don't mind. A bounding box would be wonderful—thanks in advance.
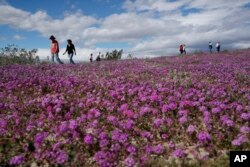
[209,42,213,53]
[47,56,50,61]
[179,44,184,54]
[63,39,76,64]
[216,42,221,52]
[49,35,63,64]
[183,44,186,54]
[90,53,93,63]
[96,55,101,62]
[35,56,40,64]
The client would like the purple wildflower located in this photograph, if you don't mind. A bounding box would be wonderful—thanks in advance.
[178,110,188,116]
[241,113,250,121]
[69,120,77,130]
[169,142,175,149]
[84,134,94,145]
[197,132,211,143]
[153,118,164,128]
[119,133,128,143]
[172,149,186,158]
[240,126,250,134]
[127,145,137,155]
[124,156,135,167]
[152,144,164,154]
[99,139,109,148]
[58,121,68,133]
[187,125,196,134]
[9,155,25,165]
[34,132,47,148]
[179,116,188,124]
[56,150,68,164]
[232,135,248,146]
[211,107,221,114]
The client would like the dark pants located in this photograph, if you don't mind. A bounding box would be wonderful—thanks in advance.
[209,46,212,53]
[217,47,220,52]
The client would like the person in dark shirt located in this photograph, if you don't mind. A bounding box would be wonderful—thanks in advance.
[90,53,93,63]
[63,39,76,64]
[96,55,101,62]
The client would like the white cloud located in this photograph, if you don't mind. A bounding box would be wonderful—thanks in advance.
[1,0,250,58]
[13,34,25,40]
[123,0,192,12]
[0,5,98,44]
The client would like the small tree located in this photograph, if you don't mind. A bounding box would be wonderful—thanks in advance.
[0,44,38,65]
[105,49,123,60]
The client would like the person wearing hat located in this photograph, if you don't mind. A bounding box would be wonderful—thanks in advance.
[63,39,76,64]
[49,35,63,64]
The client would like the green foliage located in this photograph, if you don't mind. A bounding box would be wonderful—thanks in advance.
[0,44,39,65]
[105,49,123,60]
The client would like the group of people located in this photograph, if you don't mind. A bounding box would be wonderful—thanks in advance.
[90,52,102,62]
[209,41,221,53]
[49,35,104,64]
[179,42,221,55]
[50,35,223,64]
[49,35,76,64]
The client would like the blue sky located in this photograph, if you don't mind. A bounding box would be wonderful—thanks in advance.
[0,0,250,60]
[0,0,125,49]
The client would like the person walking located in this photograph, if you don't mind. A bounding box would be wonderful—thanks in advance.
[49,35,63,64]
[90,53,93,63]
[179,44,184,54]
[96,55,101,62]
[63,39,76,64]
[183,44,186,54]
[216,42,221,52]
[208,41,213,53]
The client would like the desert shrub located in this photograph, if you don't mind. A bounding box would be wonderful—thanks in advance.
[0,44,39,65]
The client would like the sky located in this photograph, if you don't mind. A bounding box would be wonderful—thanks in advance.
[0,0,250,61]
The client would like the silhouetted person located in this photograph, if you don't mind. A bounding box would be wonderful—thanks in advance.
[63,39,76,64]
[183,44,186,54]
[90,53,93,63]
[179,44,184,54]
[49,35,63,64]
[96,55,101,62]
[216,42,221,52]
[209,42,213,53]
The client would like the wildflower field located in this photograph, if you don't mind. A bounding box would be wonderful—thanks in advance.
[0,50,249,166]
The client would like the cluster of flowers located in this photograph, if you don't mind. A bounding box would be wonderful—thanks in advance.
[0,50,249,166]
